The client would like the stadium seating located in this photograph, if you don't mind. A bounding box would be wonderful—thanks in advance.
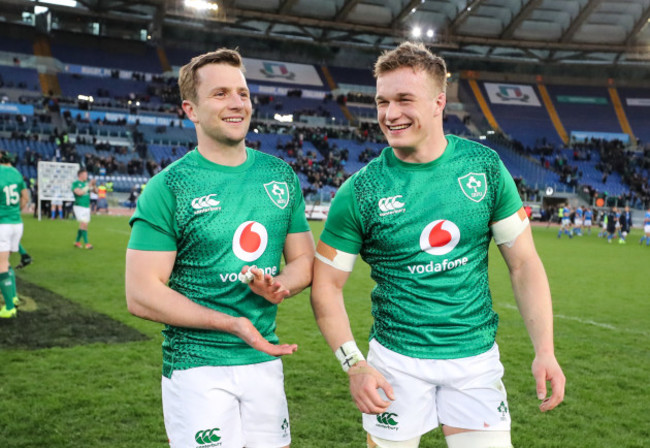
[0,65,41,92]
[547,85,622,136]
[617,87,650,144]
[472,80,563,149]
[57,73,152,100]
[50,40,162,73]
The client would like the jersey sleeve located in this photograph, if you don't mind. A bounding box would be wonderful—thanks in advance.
[128,173,178,251]
[287,173,310,234]
[491,160,523,222]
[129,219,177,251]
[319,177,364,254]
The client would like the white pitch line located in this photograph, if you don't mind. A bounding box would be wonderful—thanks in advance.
[105,228,131,235]
[497,303,648,336]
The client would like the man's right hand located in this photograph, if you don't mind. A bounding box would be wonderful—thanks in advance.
[347,361,395,414]
[232,316,297,357]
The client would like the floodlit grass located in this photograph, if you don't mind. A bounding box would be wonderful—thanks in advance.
[1,215,648,447]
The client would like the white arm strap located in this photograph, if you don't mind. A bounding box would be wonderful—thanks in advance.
[491,209,529,248]
[315,244,357,272]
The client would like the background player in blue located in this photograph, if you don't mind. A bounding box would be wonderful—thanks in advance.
[125,49,314,448]
[640,208,650,246]
[558,203,572,239]
[583,207,593,235]
[572,206,583,236]
[311,42,565,448]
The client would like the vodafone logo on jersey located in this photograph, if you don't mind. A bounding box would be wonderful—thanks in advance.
[419,220,460,256]
[232,221,268,262]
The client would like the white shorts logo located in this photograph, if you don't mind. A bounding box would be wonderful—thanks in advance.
[232,221,268,262]
[419,220,460,255]
[378,196,405,213]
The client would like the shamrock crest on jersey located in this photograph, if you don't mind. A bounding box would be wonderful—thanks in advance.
[264,181,290,209]
[458,172,487,203]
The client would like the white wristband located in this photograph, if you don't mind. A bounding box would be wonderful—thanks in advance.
[335,341,365,372]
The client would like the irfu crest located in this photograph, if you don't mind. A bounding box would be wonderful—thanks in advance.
[458,173,487,203]
[264,181,290,209]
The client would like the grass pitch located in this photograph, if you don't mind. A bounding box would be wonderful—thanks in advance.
[0,215,648,447]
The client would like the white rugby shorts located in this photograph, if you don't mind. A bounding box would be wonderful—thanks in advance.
[0,223,23,252]
[644,224,650,234]
[73,205,91,223]
[561,218,571,227]
[162,360,290,448]
[574,218,583,226]
[584,219,592,227]
[363,340,511,441]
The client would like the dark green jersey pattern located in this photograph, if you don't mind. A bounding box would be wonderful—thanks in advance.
[320,135,522,360]
[0,165,26,224]
[128,148,309,377]
[71,180,90,207]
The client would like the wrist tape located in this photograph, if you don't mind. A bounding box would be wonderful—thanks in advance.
[335,341,365,372]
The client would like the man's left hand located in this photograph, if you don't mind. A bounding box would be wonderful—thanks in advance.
[532,353,566,412]
[241,265,290,304]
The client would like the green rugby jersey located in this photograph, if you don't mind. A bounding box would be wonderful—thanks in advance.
[0,165,26,224]
[71,180,90,207]
[128,148,309,377]
[320,135,522,360]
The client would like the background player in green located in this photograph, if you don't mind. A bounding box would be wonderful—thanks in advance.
[125,49,314,448]
[310,42,565,448]
[71,169,95,249]
[0,151,30,318]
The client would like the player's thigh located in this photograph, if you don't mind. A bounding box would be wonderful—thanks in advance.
[0,223,22,254]
[0,225,13,256]
[363,340,438,441]
[162,367,244,448]
[73,206,91,223]
[437,344,510,432]
[239,359,292,448]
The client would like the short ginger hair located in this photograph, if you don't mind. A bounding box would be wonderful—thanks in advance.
[374,41,447,93]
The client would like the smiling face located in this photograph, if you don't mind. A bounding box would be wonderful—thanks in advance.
[182,63,252,150]
[375,66,446,154]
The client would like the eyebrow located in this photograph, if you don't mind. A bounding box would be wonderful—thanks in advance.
[207,86,250,94]
[375,92,415,101]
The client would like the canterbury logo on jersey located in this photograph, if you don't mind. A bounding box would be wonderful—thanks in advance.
[378,195,405,216]
[191,194,221,214]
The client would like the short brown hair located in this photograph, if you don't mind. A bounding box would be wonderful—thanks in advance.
[374,41,447,93]
[178,48,245,103]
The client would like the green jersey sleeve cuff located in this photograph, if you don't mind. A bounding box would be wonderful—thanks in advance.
[491,160,523,222]
[319,227,362,255]
[128,219,177,251]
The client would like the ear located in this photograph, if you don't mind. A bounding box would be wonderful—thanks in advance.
[182,100,199,123]
[433,91,446,117]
